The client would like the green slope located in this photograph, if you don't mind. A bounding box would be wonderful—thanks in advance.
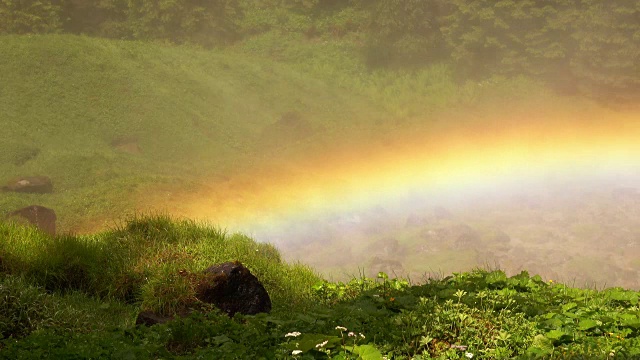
[0,34,387,231]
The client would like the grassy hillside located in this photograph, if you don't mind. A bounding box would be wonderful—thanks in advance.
[0,34,390,231]
[3,217,640,359]
[0,33,566,233]
[3,32,639,358]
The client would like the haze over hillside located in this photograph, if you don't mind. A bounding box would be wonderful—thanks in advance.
[2,0,639,289]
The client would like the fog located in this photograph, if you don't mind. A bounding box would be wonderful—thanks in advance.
[163,109,640,289]
[2,0,639,290]
[240,174,640,286]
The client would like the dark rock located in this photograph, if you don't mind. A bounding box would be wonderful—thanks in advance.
[196,261,271,317]
[2,176,53,194]
[7,205,57,235]
[136,311,173,326]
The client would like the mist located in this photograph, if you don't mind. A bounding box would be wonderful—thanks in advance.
[2,0,639,290]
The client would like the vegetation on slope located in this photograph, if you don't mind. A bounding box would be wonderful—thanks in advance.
[2,218,640,359]
[1,1,639,359]
[2,0,638,102]
[0,33,547,233]
[0,33,389,231]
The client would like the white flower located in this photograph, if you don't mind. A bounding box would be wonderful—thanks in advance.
[316,340,328,348]
[359,333,365,339]
[292,350,303,355]
[348,332,356,337]
[285,332,301,337]
[335,326,347,331]
[465,352,474,359]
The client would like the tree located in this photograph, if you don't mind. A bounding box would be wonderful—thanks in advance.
[126,0,242,46]
[357,0,447,67]
[0,0,64,34]
[568,0,640,101]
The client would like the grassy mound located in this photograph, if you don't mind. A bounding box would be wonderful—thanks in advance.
[0,34,388,232]
[0,215,320,317]
[2,219,640,358]
[0,34,560,234]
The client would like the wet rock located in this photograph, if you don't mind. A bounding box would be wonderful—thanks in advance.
[196,261,271,317]
[7,205,57,235]
[2,176,53,193]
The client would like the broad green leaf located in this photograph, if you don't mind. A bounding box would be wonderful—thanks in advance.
[621,315,640,329]
[543,318,563,329]
[577,319,598,330]
[545,329,569,342]
[345,344,383,360]
[486,271,508,285]
[562,302,577,312]
[530,334,554,353]
[609,290,639,304]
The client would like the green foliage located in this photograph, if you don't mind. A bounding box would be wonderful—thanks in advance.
[0,0,64,34]
[61,0,129,37]
[0,0,241,46]
[0,215,321,318]
[441,0,640,101]
[5,222,640,359]
[356,0,447,68]
[126,0,241,46]
[569,0,640,102]
[0,275,53,339]
[0,275,133,341]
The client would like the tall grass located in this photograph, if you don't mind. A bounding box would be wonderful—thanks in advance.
[0,215,321,317]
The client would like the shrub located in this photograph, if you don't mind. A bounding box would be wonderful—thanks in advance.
[0,0,64,35]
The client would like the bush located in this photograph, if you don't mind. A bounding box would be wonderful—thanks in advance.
[0,0,64,34]
[125,0,242,46]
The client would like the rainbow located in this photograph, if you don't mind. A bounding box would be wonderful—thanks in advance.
[178,108,640,235]
[144,105,640,281]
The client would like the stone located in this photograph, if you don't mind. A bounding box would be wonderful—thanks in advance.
[7,205,57,235]
[2,176,53,194]
[196,261,271,317]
